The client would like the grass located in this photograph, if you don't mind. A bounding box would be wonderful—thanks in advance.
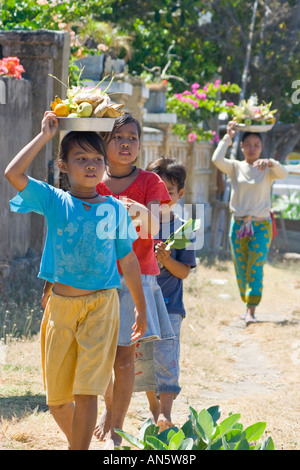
[0,261,44,343]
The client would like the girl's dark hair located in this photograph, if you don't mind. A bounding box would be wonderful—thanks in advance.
[101,112,142,144]
[241,131,263,143]
[146,155,186,191]
[58,131,107,190]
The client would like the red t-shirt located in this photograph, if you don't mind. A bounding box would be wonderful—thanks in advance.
[96,169,171,275]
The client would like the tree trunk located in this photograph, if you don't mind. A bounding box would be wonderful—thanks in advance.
[262,120,300,162]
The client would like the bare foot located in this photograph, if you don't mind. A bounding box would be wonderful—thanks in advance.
[94,408,111,441]
[245,315,257,325]
[157,414,174,433]
[245,305,257,325]
[104,431,122,450]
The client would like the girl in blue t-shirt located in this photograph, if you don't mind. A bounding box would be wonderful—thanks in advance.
[4,110,147,450]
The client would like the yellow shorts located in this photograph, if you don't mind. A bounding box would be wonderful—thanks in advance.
[40,289,119,406]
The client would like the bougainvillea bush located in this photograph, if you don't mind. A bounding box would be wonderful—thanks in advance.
[167,80,240,143]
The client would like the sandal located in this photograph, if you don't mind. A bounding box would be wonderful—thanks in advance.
[244,315,257,326]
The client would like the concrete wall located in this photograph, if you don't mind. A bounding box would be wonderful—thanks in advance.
[0,77,32,260]
[0,30,70,261]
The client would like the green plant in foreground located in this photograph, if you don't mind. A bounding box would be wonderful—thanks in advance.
[115,406,275,450]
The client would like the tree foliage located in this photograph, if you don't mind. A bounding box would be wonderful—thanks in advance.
[0,0,114,30]
[198,0,300,124]
[1,0,300,157]
[2,0,299,122]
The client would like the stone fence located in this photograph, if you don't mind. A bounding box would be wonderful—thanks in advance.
[0,77,32,260]
[140,129,215,230]
[0,30,70,265]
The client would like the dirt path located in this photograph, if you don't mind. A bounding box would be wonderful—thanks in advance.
[203,318,282,401]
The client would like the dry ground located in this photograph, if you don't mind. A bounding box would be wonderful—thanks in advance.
[0,255,299,450]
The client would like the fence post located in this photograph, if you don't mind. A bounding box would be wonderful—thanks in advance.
[0,79,6,104]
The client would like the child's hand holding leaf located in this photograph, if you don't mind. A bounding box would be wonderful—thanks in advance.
[155,241,171,264]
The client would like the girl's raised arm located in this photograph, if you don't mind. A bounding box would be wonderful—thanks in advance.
[5,111,58,192]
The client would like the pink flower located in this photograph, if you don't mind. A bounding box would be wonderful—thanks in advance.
[188,133,197,142]
[191,83,200,91]
[225,101,234,107]
[3,57,20,66]
[176,94,199,108]
[211,134,220,144]
[213,79,221,89]
[183,90,192,95]
[196,92,207,100]
[0,63,9,76]
[186,97,198,108]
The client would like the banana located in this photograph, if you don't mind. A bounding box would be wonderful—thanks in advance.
[93,97,110,117]
[104,104,125,117]
[72,91,106,105]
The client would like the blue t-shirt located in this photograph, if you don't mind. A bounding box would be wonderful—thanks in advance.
[156,215,197,316]
[10,177,138,290]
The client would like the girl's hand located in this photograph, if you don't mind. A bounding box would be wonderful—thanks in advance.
[226,120,238,140]
[120,197,160,236]
[252,159,273,171]
[131,308,148,343]
[121,197,151,229]
[41,111,58,139]
[121,197,145,219]
[41,291,51,309]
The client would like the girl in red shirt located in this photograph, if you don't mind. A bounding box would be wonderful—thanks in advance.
[94,113,174,449]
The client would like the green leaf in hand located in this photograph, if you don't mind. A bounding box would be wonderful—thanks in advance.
[165,218,201,250]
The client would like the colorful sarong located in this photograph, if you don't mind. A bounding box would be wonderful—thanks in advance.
[229,217,272,306]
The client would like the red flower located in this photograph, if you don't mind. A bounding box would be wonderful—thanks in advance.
[0,57,25,79]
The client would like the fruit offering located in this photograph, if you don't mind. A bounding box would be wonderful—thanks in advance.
[232,96,276,126]
[50,76,125,119]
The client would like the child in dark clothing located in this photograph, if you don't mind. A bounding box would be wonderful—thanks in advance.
[134,156,197,432]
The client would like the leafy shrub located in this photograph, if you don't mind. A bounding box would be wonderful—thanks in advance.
[116,406,275,450]
[272,192,300,220]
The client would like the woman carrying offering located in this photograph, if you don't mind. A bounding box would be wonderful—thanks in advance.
[212,121,288,325]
